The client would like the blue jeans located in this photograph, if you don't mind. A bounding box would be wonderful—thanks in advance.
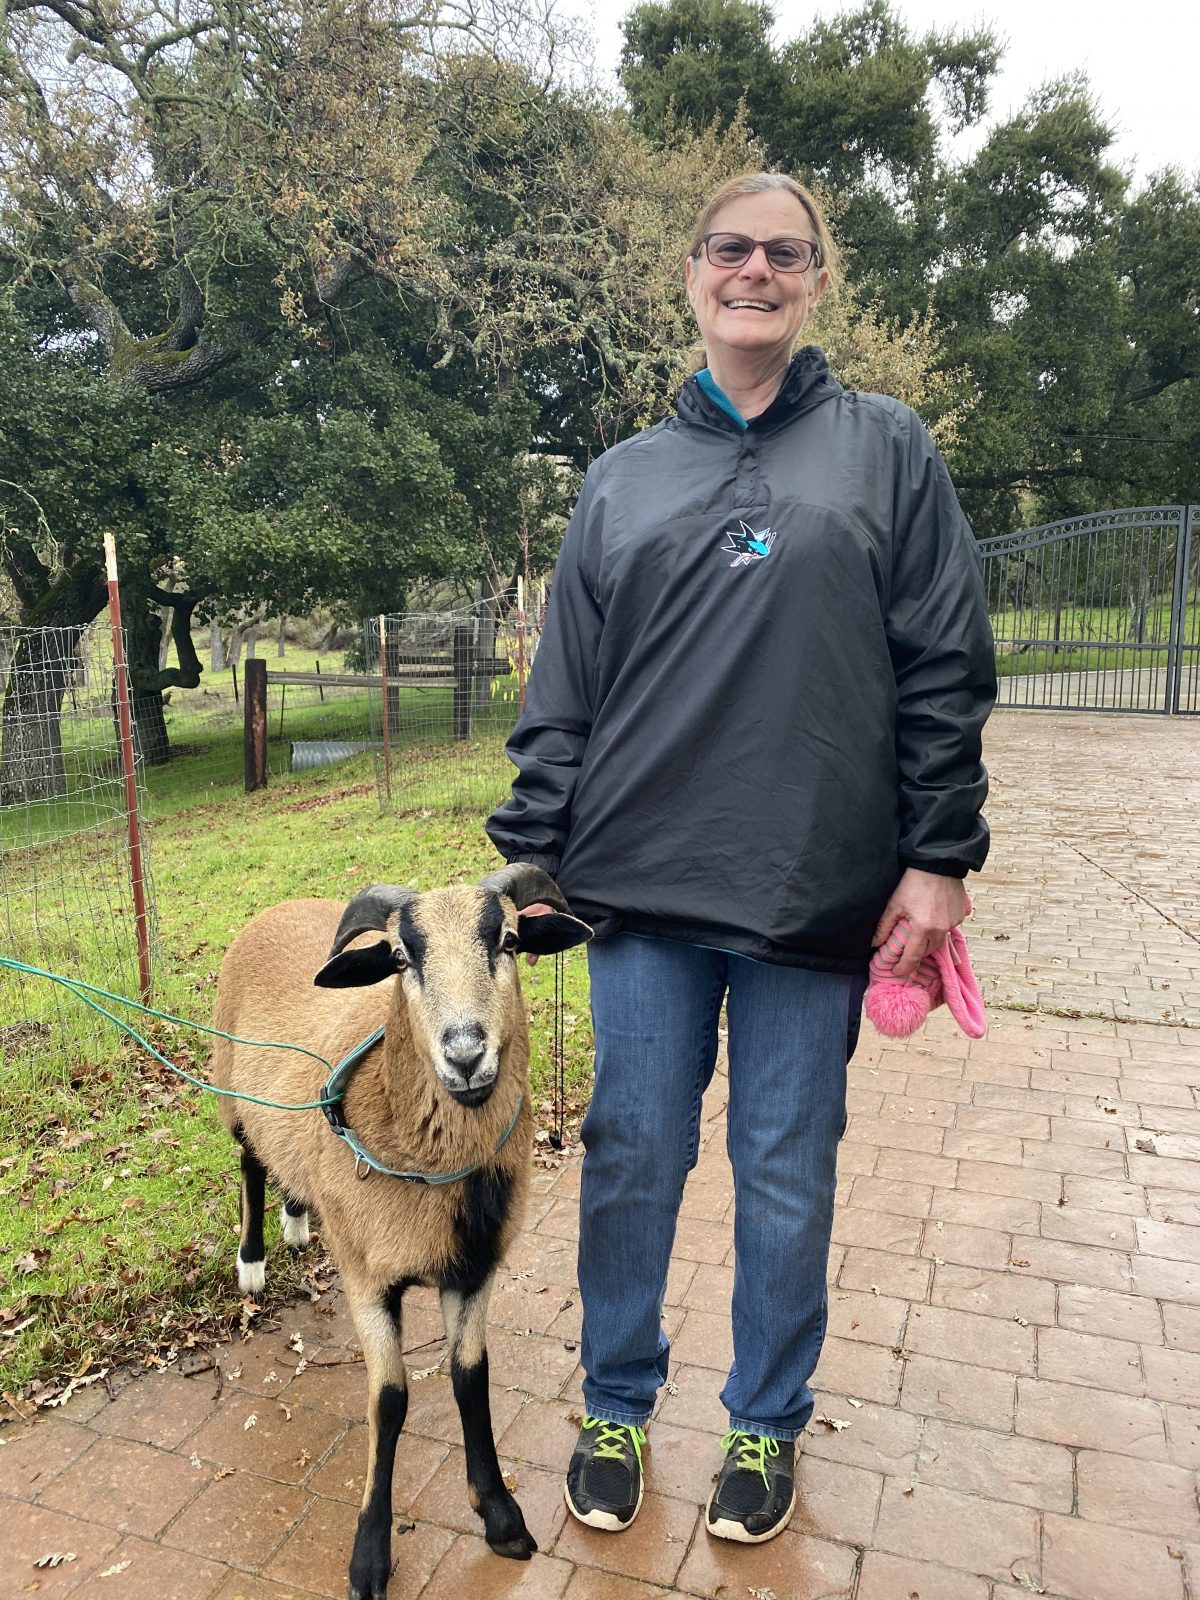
[578,933,866,1442]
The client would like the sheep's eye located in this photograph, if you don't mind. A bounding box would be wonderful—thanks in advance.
[393,945,410,971]
[500,929,519,955]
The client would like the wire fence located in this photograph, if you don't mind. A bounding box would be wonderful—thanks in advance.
[0,625,155,1080]
[0,604,535,1079]
[365,602,538,816]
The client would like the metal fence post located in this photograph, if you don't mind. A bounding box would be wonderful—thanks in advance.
[453,624,472,741]
[244,658,268,791]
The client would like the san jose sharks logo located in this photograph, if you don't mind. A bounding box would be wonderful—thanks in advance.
[722,520,777,568]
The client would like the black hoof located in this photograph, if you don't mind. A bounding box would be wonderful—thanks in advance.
[487,1530,537,1561]
[347,1562,391,1600]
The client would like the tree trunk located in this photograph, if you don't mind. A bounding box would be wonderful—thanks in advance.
[0,563,107,804]
[124,589,172,766]
[122,571,205,767]
[209,618,225,673]
[227,627,243,671]
[156,577,175,672]
[1,631,78,803]
[277,615,287,657]
[473,578,501,718]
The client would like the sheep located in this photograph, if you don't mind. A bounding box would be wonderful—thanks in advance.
[210,863,591,1600]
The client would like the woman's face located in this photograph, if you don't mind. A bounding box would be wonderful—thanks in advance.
[685,191,827,368]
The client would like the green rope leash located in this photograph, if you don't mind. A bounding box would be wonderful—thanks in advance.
[0,955,339,1112]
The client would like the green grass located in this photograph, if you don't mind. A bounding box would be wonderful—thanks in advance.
[0,746,593,1400]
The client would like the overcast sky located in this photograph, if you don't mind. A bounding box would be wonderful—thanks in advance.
[569,0,1200,184]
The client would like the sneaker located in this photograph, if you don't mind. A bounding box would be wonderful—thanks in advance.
[564,1416,647,1530]
[705,1429,797,1543]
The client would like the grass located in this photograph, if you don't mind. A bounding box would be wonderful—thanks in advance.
[0,745,594,1401]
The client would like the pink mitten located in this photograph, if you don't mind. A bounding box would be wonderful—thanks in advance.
[865,909,987,1040]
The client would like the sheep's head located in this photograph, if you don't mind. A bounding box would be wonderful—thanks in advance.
[312,867,591,1107]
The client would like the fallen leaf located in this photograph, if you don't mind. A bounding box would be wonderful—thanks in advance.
[33,1554,76,1569]
[1135,1138,1158,1155]
[1010,1570,1045,1594]
[847,1397,864,1408]
[1011,1258,1030,1269]
[814,1414,850,1432]
[747,1587,777,1600]
[243,1413,258,1430]
[502,1470,519,1491]
[213,1465,235,1481]
[97,1560,132,1578]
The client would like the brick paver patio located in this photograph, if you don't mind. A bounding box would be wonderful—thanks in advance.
[4,710,1200,1600]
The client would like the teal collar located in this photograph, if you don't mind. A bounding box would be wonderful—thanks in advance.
[696,368,749,430]
[321,1027,524,1184]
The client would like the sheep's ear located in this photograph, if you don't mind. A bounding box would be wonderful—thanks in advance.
[314,940,397,987]
[480,864,571,915]
[515,908,593,955]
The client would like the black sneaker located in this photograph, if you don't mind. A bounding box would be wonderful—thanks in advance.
[705,1429,797,1543]
[564,1416,647,1531]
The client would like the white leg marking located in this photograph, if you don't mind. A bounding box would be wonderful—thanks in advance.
[280,1204,310,1248]
[457,1290,490,1369]
[237,1253,266,1294]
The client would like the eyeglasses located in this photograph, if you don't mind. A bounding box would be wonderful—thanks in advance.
[700,232,822,273]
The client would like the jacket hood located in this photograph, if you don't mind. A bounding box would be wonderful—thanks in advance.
[677,345,843,435]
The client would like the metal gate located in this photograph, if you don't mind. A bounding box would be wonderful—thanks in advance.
[978,505,1199,714]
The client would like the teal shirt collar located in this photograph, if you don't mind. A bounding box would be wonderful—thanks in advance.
[695,368,749,431]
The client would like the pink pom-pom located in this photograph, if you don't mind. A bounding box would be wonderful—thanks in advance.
[864,980,932,1039]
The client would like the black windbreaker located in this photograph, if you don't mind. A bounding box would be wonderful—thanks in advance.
[486,348,996,972]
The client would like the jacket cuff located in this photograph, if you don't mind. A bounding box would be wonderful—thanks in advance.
[897,858,971,880]
[506,850,563,879]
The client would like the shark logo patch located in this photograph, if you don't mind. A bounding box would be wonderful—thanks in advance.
[722,520,777,568]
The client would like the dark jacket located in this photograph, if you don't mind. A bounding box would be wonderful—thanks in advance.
[486,348,996,972]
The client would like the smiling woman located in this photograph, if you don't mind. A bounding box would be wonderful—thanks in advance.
[684,173,841,421]
[486,167,997,1549]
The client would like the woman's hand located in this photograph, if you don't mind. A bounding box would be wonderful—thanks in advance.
[872,869,968,977]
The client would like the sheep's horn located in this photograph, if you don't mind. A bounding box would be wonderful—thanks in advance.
[327,885,416,958]
[479,863,571,915]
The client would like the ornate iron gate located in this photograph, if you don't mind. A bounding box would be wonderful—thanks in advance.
[977,506,1199,714]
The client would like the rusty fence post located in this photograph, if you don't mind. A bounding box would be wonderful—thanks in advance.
[244,658,268,792]
[103,532,153,1005]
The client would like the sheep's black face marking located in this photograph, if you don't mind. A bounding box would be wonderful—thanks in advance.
[477,895,507,975]
[401,887,524,1103]
[396,906,427,981]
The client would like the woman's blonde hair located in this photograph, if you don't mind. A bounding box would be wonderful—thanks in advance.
[686,171,841,290]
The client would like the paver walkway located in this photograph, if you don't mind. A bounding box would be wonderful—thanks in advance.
[3,709,1200,1600]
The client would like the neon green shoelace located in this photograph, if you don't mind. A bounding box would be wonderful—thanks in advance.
[720,1428,780,1489]
[583,1416,646,1464]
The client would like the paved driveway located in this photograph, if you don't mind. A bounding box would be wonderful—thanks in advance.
[2,710,1199,1600]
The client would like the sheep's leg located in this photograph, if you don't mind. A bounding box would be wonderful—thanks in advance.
[441,1284,537,1560]
[347,1288,408,1600]
[280,1195,310,1250]
[236,1144,267,1297]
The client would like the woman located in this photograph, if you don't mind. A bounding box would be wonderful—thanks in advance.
[486,172,996,1545]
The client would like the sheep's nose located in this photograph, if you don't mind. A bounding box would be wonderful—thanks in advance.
[442,1025,487,1080]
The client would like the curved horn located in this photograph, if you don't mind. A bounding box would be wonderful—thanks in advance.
[479,863,571,915]
[327,884,417,959]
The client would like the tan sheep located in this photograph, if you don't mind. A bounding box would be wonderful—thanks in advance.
[210,864,590,1600]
